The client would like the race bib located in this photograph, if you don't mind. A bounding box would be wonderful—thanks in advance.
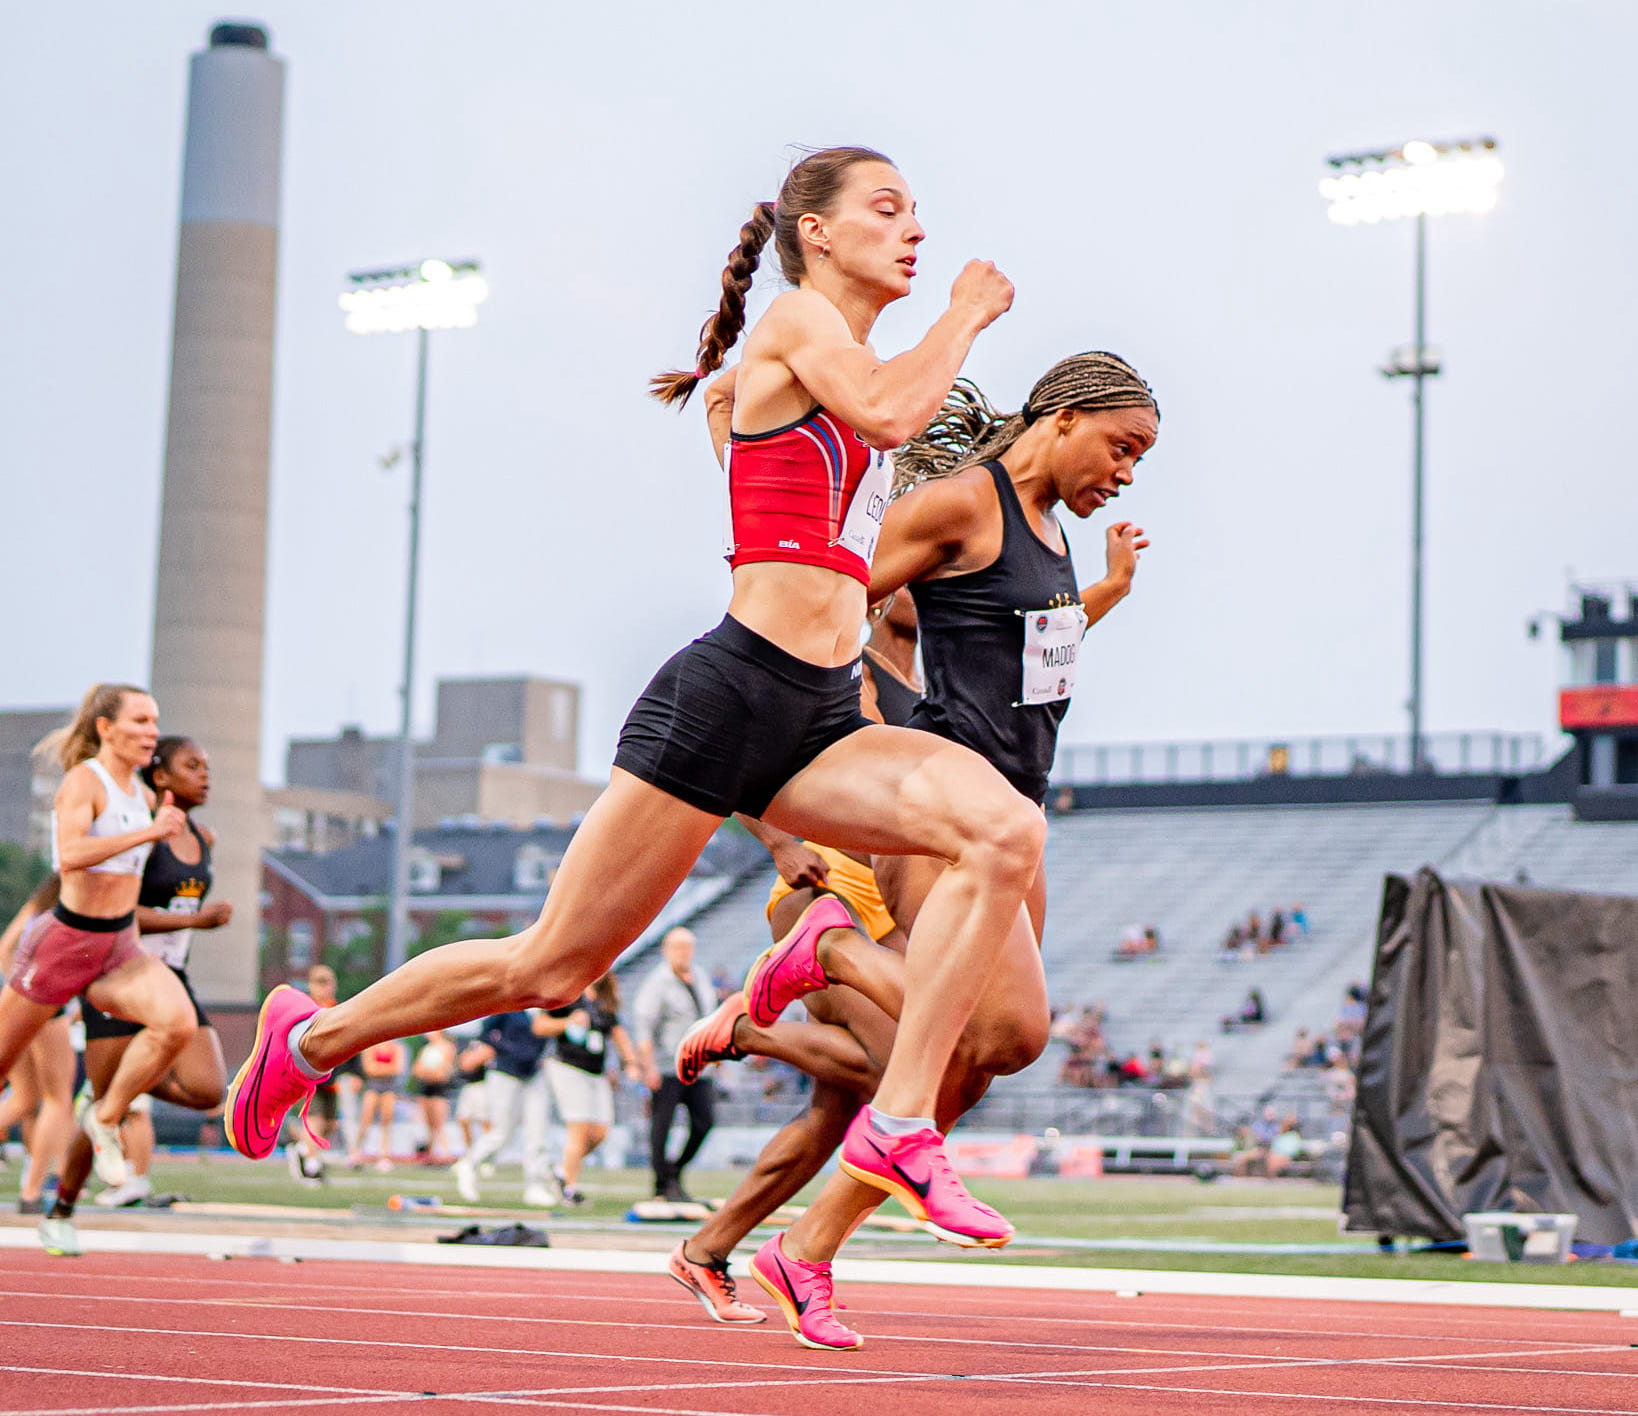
[1017,605,1087,706]
[720,441,736,560]
[145,893,200,969]
[833,450,892,567]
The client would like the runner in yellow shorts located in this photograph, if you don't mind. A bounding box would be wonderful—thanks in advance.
[767,843,896,943]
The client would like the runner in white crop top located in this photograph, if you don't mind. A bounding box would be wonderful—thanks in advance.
[0,683,197,1205]
[52,759,154,878]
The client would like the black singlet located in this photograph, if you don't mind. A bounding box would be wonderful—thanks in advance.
[906,461,1082,804]
[863,651,921,729]
[140,819,212,912]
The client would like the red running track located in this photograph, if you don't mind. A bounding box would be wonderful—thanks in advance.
[3,1250,1638,1415]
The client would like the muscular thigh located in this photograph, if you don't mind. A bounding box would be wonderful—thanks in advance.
[761,725,1026,864]
[83,954,191,1028]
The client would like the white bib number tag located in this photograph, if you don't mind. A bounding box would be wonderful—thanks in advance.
[720,441,736,560]
[1018,605,1087,706]
[833,450,892,568]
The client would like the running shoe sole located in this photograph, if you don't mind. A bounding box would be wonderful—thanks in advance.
[674,994,747,1085]
[838,1157,1014,1249]
[748,1257,862,1351]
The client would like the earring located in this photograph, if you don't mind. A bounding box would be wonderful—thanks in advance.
[820,246,830,260]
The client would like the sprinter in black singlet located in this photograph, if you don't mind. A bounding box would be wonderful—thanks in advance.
[741,352,1160,1347]
[45,737,231,1240]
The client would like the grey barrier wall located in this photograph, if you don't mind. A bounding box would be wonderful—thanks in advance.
[1344,868,1638,1244]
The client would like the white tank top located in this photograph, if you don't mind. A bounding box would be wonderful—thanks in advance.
[51,759,155,877]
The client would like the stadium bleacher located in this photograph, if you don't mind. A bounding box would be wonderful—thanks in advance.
[639,803,1638,1115]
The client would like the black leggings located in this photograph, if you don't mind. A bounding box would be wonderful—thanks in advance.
[650,1076,715,1189]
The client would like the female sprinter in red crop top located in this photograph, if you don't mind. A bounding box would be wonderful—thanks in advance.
[227,146,1035,1249]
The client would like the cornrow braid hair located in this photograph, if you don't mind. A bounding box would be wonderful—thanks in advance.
[649,202,777,409]
[893,351,1158,496]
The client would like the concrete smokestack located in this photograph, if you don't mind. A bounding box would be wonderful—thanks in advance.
[150,23,284,1005]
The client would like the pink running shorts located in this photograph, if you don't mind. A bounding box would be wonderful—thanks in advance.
[7,905,142,1007]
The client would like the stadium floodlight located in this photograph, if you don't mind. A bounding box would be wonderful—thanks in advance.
[1320,139,1501,774]
[1320,140,1504,226]
[340,258,485,973]
[339,259,488,334]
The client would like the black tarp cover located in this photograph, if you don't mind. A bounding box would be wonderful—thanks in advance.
[1343,869,1638,1244]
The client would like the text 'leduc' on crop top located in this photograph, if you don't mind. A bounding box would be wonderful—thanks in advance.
[724,407,893,587]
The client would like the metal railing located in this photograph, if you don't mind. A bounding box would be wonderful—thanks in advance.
[1051,731,1550,788]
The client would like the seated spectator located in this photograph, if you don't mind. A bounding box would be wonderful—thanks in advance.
[1221,923,1245,956]
[1250,1104,1280,1148]
[1118,1052,1148,1085]
[1340,981,1368,1029]
[1286,1027,1312,1068]
[1114,923,1145,960]
[1246,911,1264,948]
[1222,987,1267,1032]
[1229,1122,1269,1177]
[1268,909,1287,946]
[1141,925,1162,955]
[1291,902,1309,935]
[1266,1116,1308,1177]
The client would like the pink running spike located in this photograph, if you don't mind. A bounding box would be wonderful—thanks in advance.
[749,1234,861,1350]
[839,1107,1014,1248]
[742,895,851,1027]
[224,985,332,1161]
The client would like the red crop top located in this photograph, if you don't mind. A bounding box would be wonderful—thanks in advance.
[724,407,893,587]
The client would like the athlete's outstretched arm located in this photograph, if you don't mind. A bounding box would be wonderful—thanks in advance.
[1080,520,1148,629]
[762,261,1012,449]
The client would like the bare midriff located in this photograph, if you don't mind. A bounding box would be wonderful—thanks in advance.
[59,869,142,920]
[726,561,868,669]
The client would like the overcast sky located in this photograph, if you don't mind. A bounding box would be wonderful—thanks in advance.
[2,1,1633,783]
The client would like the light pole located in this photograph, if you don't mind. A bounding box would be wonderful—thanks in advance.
[1320,139,1503,771]
[339,259,487,973]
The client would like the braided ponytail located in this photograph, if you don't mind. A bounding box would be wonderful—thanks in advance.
[894,352,1158,494]
[650,202,776,408]
[652,146,894,411]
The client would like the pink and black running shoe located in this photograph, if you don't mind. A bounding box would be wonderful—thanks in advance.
[667,1240,765,1324]
[742,895,851,1027]
[749,1234,861,1350]
[675,992,748,1085]
[839,1106,1014,1248]
[224,985,332,1161]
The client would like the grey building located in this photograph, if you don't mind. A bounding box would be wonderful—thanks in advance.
[284,675,602,828]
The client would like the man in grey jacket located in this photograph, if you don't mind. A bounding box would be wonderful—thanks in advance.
[633,928,718,1202]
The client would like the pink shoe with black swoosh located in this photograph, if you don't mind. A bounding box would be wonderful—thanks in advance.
[224,985,332,1161]
[749,1234,861,1351]
[839,1106,1014,1248]
[742,895,851,1027]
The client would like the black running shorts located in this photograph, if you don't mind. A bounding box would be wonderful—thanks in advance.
[614,615,872,818]
[80,963,211,1042]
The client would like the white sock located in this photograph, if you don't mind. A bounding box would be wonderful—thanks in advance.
[285,1017,327,1081]
[867,1106,936,1137]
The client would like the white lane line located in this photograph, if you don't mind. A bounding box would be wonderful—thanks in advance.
[6,1229,1634,1314]
[0,1313,1392,1370]
[0,1364,408,1398]
[13,1269,1620,1350]
[0,1320,931,1381]
[1005,1376,1638,1414]
[0,1401,425,1416]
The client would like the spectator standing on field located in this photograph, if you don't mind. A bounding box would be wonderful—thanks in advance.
[539,973,642,1206]
[352,1037,406,1172]
[411,1030,457,1165]
[451,1011,557,1208]
[633,928,717,1203]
